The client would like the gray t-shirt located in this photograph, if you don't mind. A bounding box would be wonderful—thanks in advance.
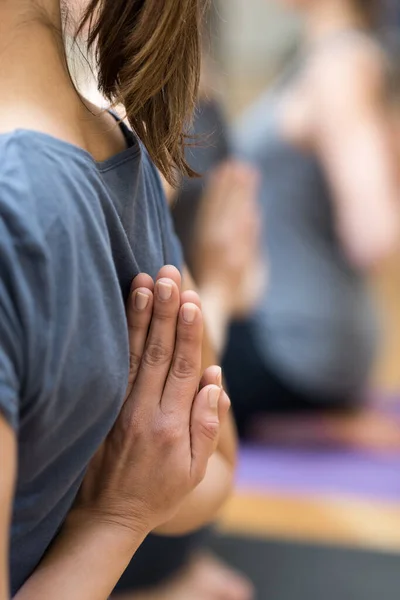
[0,123,181,594]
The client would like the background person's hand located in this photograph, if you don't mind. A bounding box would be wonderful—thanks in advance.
[73,266,230,538]
[192,160,263,319]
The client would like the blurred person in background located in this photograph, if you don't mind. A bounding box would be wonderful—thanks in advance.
[169,60,263,356]
[222,0,400,444]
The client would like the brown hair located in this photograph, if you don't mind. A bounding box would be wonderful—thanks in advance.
[79,1,205,185]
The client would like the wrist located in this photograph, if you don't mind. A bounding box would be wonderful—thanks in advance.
[17,506,149,599]
[65,506,150,555]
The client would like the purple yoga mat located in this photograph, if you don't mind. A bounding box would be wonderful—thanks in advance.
[237,446,400,502]
[236,392,400,502]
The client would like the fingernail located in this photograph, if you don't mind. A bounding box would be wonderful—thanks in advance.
[182,303,196,324]
[135,291,149,311]
[215,367,222,387]
[209,386,220,410]
[157,281,172,301]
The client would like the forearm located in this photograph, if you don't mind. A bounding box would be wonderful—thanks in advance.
[15,512,148,600]
[154,450,233,536]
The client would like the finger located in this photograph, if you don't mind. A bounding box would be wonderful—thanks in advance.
[219,389,232,423]
[129,273,155,294]
[199,365,222,389]
[180,289,202,309]
[125,274,154,393]
[134,276,181,404]
[200,367,231,423]
[155,265,182,290]
[161,301,203,415]
[126,286,154,391]
[190,384,221,486]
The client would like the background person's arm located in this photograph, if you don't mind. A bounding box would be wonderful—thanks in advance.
[311,42,399,269]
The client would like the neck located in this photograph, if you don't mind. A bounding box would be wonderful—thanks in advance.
[304,0,367,44]
[0,0,83,134]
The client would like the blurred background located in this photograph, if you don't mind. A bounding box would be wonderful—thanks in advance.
[204,0,400,393]
[176,1,400,598]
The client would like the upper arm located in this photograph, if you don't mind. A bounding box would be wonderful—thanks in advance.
[0,416,16,600]
[0,284,22,599]
[310,44,399,266]
[0,249,24,599]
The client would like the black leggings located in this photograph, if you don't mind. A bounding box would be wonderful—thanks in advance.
[222,320,354,438]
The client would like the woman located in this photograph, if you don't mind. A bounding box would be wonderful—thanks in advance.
[223,0,400,438]
[0,1,238,598]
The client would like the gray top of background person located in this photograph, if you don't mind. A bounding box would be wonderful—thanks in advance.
[234,32,379,397]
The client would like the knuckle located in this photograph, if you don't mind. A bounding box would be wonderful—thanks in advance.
[119,407,143,438]
[128,322,145,336]
[171,354,197,380]
[179,319,201,339]
[129,350,142,374]
[143,341,172,368]
[154,419,183,446]
[152,307,175,322]
[197,420,219,443]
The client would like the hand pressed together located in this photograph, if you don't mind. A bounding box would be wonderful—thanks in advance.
[74,266,231,537]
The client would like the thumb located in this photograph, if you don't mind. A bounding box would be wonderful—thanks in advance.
[190,384,222,486]
[200,366,231,425]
